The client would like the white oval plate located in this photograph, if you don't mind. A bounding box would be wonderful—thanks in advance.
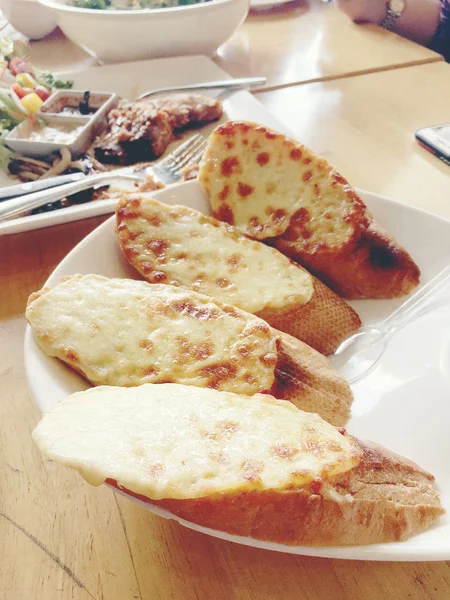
[25,180,450,560]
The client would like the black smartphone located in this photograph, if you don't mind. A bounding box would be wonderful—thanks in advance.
[415,124,450,166]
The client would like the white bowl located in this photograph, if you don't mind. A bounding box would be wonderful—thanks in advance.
[0,0,57,40]
[37,0,249,63]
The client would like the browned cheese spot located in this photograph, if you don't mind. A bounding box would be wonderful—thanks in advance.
[148,463,165,479]
[247,323,272,337]
[217,122,250,137]
[141,261,153,274]
[124,247,139,260]
[65,347,79,362]
[237,344,251,357]
[170,299,220,321]
[216,204,234,225]
[145,239,171,258]
[259,352,278,367]
[218,185,230,201]
[221,157,240,177]
[147,213,162,227]
[144,365,160,377]
[150,271,168,283]
[303,437,338,458]
[242,459,264,481]
[237,182,254,198]
[200,361,238,388]
[216,278,231,288]
[290,148,302,161]
[176,336,215,362]
[209,451,229,465]
[226,253,244,272]
[257,152,270,166]
[117,206,138,220]
[244,373,258,386]
[139,339,154,352]
[248,216,264,233]
[204,420,239,441]
[271,208,287,225]
[271,444,299,460]
[222,305,240,318]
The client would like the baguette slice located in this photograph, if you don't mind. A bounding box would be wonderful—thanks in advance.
[116,194,361,355]
[26,274,353,425]
[32,384,444,546]
[199,121,421,299]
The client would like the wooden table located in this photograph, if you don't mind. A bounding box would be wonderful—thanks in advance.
[26,1,443,89]
[256,61,450,217]
[216,0,443,88]
[2,13,450,600]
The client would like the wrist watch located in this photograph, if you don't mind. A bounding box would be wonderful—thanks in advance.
[380,0,406,30]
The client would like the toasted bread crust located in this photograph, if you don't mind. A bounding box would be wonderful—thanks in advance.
[257,275,361,355]
[148,437,444,546]
[274,331,353,426]
[277,219,421,300]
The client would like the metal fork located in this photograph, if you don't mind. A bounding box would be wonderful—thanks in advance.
[152,133,206,184]
[0,133,207,223]
[137,77,267,100]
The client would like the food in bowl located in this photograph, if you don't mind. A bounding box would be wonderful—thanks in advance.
[37,0,249,63]
[25,122,85,144]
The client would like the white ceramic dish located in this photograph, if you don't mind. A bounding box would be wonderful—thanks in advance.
[37,0,248,63]
[0,55,277,236]
[25,178,450,561]
[6,115,92,158]
[0,0,57,39]
[38,89,117,122]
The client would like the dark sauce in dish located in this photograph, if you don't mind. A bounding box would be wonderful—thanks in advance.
[60,106,97,116]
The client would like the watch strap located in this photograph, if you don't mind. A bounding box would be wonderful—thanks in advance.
[380,6,400,30]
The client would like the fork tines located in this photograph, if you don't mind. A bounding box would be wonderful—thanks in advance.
[165,134,206,170]
[153,134,207,183]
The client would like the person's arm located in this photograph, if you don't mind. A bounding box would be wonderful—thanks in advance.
[336,0,442,45]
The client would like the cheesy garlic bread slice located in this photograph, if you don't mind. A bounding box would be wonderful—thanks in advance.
[26,274,353,425]
[116,195,361,356]
[198,121,420,300]
[33,383,444,546]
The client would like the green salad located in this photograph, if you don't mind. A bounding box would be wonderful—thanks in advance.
[72,0,211,9]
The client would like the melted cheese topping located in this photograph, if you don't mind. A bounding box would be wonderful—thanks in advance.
[116,196,313,314]
[199,121,363,249]
[32,383,360,500]
[26,275,278,394]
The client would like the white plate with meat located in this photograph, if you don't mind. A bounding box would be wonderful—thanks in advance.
[0,55,281,236]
